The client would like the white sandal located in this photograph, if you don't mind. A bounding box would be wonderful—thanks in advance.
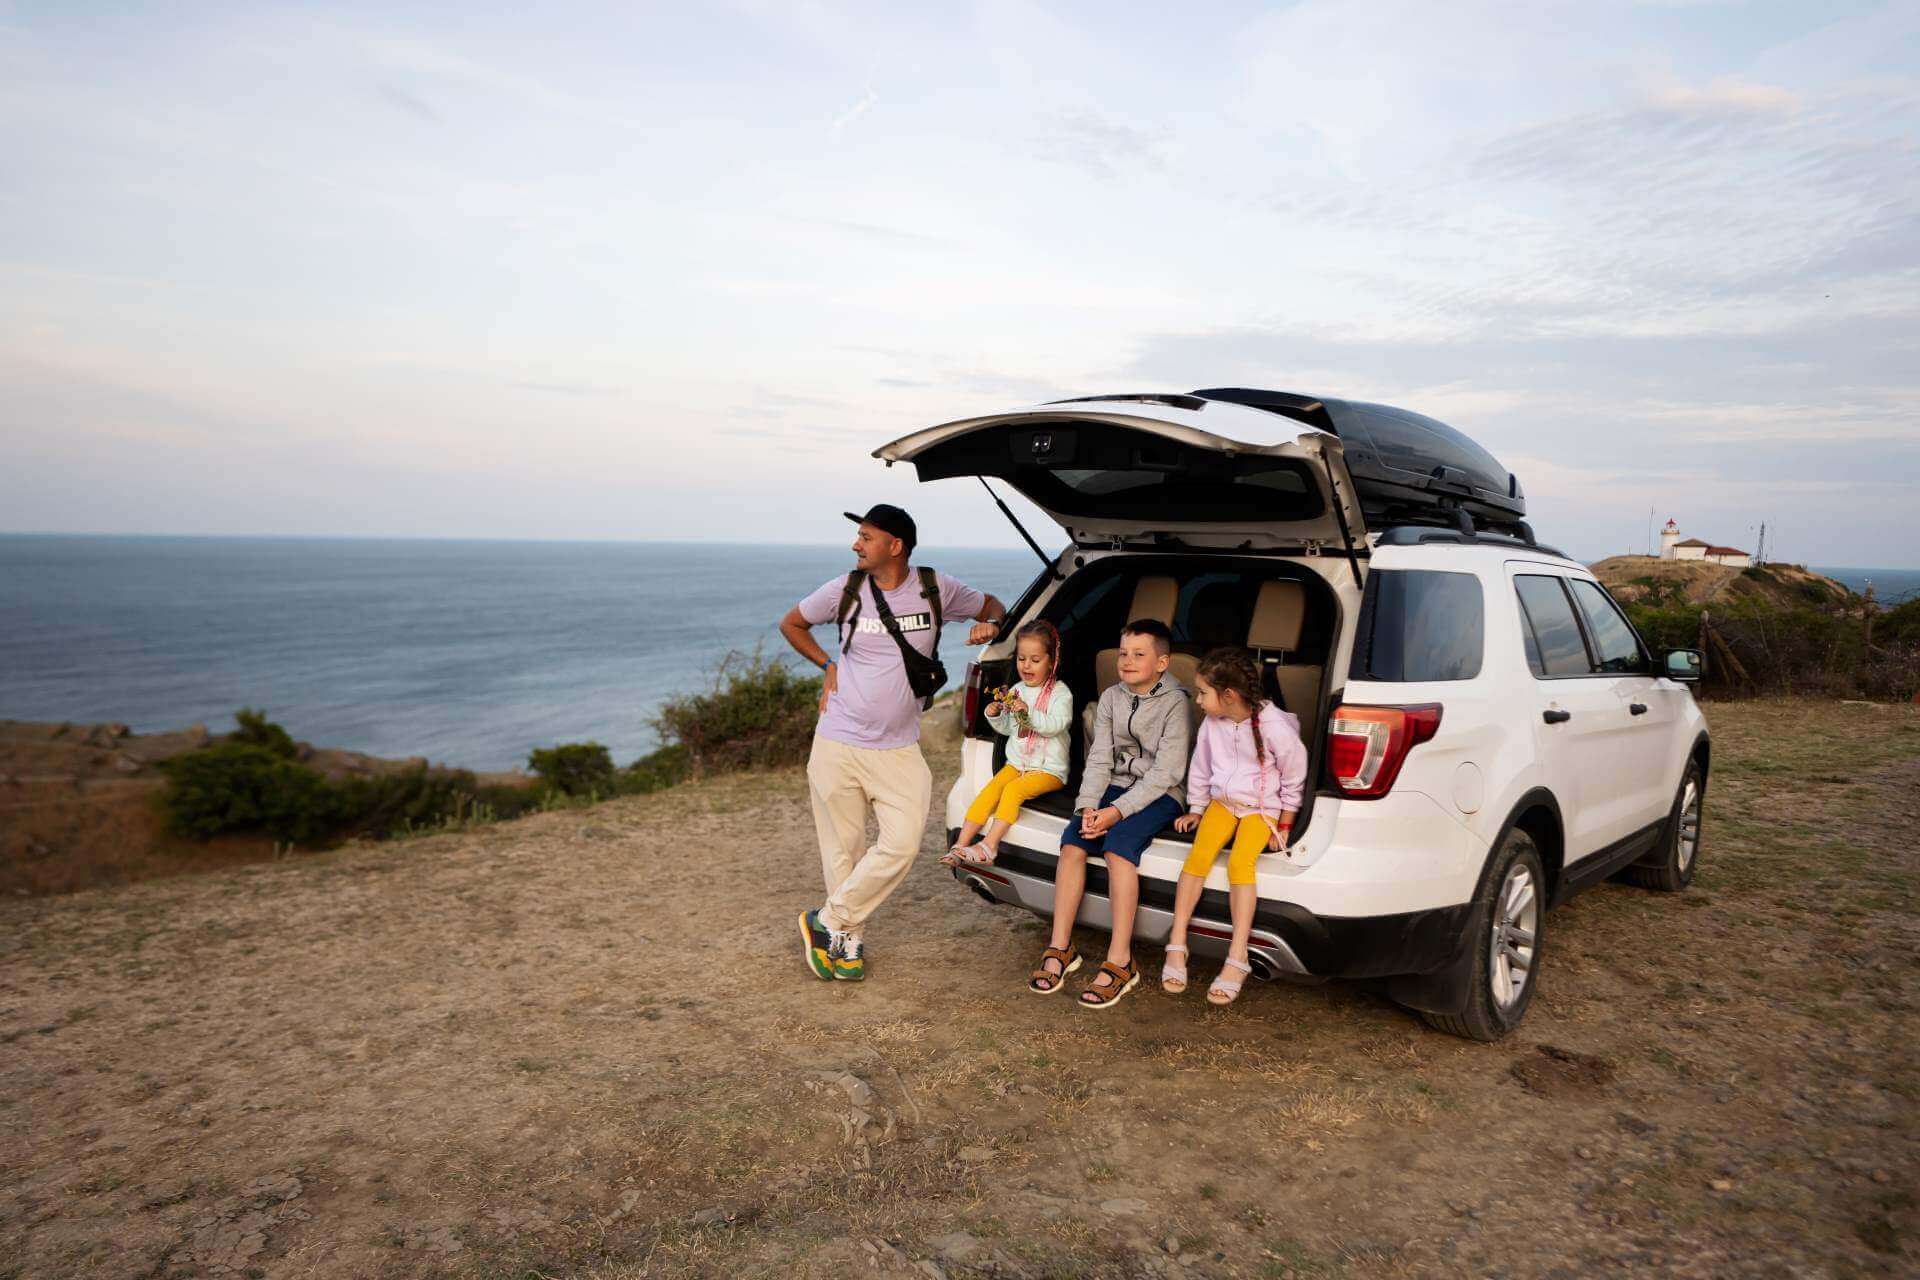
[958,841,999,866]
[1161,943,1189,994]
[1208,956,1252,1005]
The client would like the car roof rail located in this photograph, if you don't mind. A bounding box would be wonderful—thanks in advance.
[1375,524,1570,560]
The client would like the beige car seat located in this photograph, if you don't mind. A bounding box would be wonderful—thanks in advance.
[1249,580,1323,741]
[1083,576,1197,742]
[1091,576,1178,692]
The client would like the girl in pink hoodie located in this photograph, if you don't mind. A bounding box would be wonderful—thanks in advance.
[1164,647,1308,1005]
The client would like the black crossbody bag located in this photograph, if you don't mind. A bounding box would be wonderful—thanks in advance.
[836,568,947,709]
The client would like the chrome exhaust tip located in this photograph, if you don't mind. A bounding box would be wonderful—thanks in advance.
[1247,953,1278,981]
[961,874,1000,906]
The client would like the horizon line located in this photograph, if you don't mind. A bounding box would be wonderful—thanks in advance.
[0,530,1046,555]
[3,529,1920,571]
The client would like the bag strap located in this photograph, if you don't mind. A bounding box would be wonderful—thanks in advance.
[835,569,866,654]
[867,580,942,678]
[918,565,943,634]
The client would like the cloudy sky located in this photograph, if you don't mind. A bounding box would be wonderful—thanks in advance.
[2,0,1915,566]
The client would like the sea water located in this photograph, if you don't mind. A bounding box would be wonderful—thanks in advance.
[1813,567,1920,605]
[0,536,1041,771]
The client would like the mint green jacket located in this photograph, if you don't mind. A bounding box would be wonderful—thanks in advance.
[985,680,1074,782]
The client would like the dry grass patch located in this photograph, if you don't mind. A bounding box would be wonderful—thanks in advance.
[1144,1035,1316,1084]
[1259,1087,1372,1145]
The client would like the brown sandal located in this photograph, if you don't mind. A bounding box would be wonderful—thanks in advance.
[1078,959,1141,1009]
[1028,946,1081,995]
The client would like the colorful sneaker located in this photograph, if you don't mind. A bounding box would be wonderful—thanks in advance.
[832,935,865,982]
[798,909,838,980]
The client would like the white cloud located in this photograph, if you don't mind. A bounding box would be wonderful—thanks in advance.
[0,1,1914,565]
[829,88,877,138]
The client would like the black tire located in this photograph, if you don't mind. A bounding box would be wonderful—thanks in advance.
[1619,760,1704,893]
[1422,829,1546,1043]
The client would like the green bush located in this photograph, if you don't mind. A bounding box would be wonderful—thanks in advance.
[1878,597,1920,647]
[620,743,692,794]
[232,706,297,758]
[1623,597,1918,700]
[332,766,534,836]
[162,710,557,847]
[650,651,822,774]
[161,670,837,850]
[471,782,552,822]
[1628,576,1687,608]
[159,742,340,845]
[528,742,617,797]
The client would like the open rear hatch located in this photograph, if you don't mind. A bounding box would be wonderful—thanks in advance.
[872,396,1369,564]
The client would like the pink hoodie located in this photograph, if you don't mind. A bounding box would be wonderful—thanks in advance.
[1186,703,1308,820]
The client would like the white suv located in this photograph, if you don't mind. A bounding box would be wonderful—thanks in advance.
[874,390,1709,1040]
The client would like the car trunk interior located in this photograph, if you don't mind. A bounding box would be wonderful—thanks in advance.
[967,554,1341,843]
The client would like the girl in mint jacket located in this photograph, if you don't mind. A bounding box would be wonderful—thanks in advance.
[944,621,1074,867]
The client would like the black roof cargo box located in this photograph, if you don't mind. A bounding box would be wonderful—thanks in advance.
[1191,388,1527,533]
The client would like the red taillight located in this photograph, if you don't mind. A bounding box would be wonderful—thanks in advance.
[963,661,984,726]
[1327,703,1442,798]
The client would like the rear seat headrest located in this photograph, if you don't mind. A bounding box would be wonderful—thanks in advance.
[1128,576,1178,625]
[1249,580,1305,651]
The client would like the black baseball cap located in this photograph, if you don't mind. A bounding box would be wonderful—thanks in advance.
[844,503,917,551]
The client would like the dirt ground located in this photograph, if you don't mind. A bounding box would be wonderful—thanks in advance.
[2,698,1915,1279]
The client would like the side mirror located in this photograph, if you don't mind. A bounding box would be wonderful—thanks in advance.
[1664,649,1704,683]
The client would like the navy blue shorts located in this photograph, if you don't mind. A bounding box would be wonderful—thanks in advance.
[1060,784,1183,866]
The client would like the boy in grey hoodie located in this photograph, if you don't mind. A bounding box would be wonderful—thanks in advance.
[1028,619,1192,1008]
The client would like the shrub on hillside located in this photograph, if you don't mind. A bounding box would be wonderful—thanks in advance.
[620,743,691,794]
[163,710,555,846]
[650,651,821,774]
[1624,598,1918,700]
[1878,598,1920,647]
[528,742,617,797]
[159,743,340,845]
[233,706,298,758]
[335,766,545,836]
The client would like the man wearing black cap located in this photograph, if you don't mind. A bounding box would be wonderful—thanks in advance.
[779,504,1005,981]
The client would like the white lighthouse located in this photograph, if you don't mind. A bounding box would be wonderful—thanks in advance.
[1659,517,1681,560]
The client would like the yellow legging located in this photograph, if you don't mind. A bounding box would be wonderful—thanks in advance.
[965,763,1065,826]
[1181,801,1276,886]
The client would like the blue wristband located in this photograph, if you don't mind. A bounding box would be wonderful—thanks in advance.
[818,658,835,671]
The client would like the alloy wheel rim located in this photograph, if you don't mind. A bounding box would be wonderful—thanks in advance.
[1489,863,1538,1010]
[1678,779,1701,871]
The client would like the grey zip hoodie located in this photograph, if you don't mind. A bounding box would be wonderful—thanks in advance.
[1073,674,1192,817]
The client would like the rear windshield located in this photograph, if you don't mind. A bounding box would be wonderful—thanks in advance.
[909,423,1325,523]
[1349,569,1484,682]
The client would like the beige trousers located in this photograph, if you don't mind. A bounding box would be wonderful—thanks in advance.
[807,734,933,936]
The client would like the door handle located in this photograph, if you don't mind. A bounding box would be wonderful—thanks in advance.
[1630,703,1649,716]
[1543,709,1571,724]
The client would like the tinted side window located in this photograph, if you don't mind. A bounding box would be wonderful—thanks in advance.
[1514,576,1594,677]
[1568,579,1647,674]
[1350,569,1485,682]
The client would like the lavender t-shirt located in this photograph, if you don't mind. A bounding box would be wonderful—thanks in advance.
[798,568,987,750]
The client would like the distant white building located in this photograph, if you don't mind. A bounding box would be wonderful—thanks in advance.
[1659,519,1751,568]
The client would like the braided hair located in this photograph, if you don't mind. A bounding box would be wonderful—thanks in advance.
[1196,646,1268,764]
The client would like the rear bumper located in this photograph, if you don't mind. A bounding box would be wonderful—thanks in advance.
[950,831,1474,982]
